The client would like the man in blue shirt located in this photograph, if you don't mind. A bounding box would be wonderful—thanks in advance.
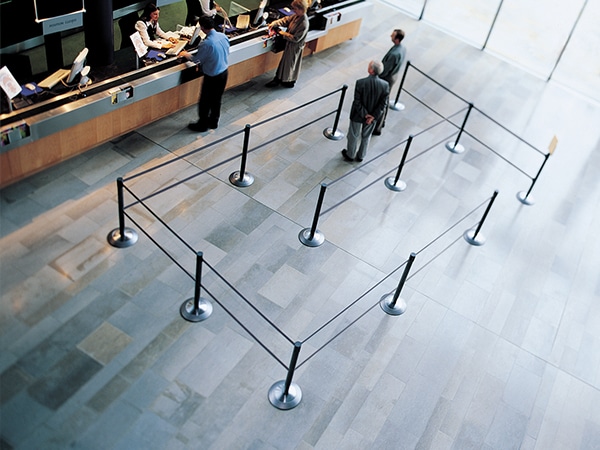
[180,16,230,132]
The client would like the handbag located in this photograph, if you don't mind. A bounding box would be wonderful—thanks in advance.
[271,34,286,53]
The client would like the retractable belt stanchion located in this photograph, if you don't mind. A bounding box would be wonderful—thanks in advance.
[107,177,138,248]
[380,252,416,315]
[269,341,303,409]
[323,85,348,141]
[385,135,413,192]
[390,61,411,111]
[446,103,473,154]
[464,190,499,246]
[299,183,327,247]
[517,152,551,206]
[180,251,213,322]
[230,124,255,187]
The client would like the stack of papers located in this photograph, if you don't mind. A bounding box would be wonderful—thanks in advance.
[236,15,250,29]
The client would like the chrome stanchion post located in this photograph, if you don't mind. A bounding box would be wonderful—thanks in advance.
[230,124,255,187]
[323,84,347,141]
[385,135,413,192]
[446,102,473,154]
[107,177,138,248]
[464,190,498,246]
[517,152,550,206]
[180,251,213,322]
[390,61,410,111]
[269,341,303,410]
[299,183,327,247]
[380,252,416,315]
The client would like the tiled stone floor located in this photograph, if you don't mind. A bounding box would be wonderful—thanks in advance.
[1,2,600,449]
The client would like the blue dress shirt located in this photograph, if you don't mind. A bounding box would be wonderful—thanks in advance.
[191,29,229,76]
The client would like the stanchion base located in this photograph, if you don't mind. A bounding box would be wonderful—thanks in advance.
[384,177,407,192]
[516,191,535,206]
[180,297,213,322]
[107,228,138,248]
[463,229,486,246]
[390,101,405,111]
[379,293,407,316]
[298,228,325,247]
[229,171,255,187]
[445,141,465,154]
[323,127,344,141]
[268,380,302,410]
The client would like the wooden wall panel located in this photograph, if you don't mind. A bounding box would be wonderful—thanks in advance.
[314,20,361,53]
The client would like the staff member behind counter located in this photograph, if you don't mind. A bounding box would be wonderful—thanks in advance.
[185,0,225,25]
[135,3,178,49]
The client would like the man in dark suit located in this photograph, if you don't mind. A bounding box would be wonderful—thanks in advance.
[341,60,390,162]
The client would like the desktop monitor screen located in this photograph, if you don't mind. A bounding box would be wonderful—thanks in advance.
[252,0,268,26]
[190,24,202,45]
[219,0,265,20]
[67,47,88,84]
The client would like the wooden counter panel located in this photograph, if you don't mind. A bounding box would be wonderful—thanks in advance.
[313,20,362,53]
[0,83,203,187]
[227,51,281,88]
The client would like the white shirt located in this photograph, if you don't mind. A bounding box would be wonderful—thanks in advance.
[135,19,170,49]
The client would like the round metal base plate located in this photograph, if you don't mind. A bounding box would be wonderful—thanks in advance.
[516,191,535,205]
[107,228,138,248]
[180,298,213,322]
[445,141,465,154]
[268,380,302,410]
[390,101,405,111]
[229,171,255,187]
[384,177,407,192]
[323,127,344,141]
[463,229,486,246]
[379,293,407,316]
[298,228,325,247]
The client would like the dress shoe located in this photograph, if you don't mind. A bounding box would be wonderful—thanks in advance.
[341,149,353,162]
[265,78,280,87]
[372,130,381,136]
[208,122,219,129]
[188,121,209,132]
[281,81,295,88]
[355,157,363,162]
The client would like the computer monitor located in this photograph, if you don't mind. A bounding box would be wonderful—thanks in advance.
[252,0,268,26]
[219,0,265,21]
[189,24,203,46]
[67,47,88,84]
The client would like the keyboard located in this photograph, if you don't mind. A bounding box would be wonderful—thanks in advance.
[165,39,187,56]
[38,68,70,89]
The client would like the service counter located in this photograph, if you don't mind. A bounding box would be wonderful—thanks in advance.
[0,0,371,188]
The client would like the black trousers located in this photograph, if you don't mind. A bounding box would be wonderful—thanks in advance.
[198,69,228,128]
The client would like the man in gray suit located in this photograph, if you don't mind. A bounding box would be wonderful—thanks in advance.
[341,60,390,162]
[373,29,406,136]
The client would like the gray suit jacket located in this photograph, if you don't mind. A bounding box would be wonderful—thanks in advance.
[380,43,406,87]
[350,74,390,124]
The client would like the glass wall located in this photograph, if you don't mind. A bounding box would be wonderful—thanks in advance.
[384,0,600,104]
[550,0,600,101]
[421,0,501,47]
[384,0,424,18]
[485,0,585,78]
